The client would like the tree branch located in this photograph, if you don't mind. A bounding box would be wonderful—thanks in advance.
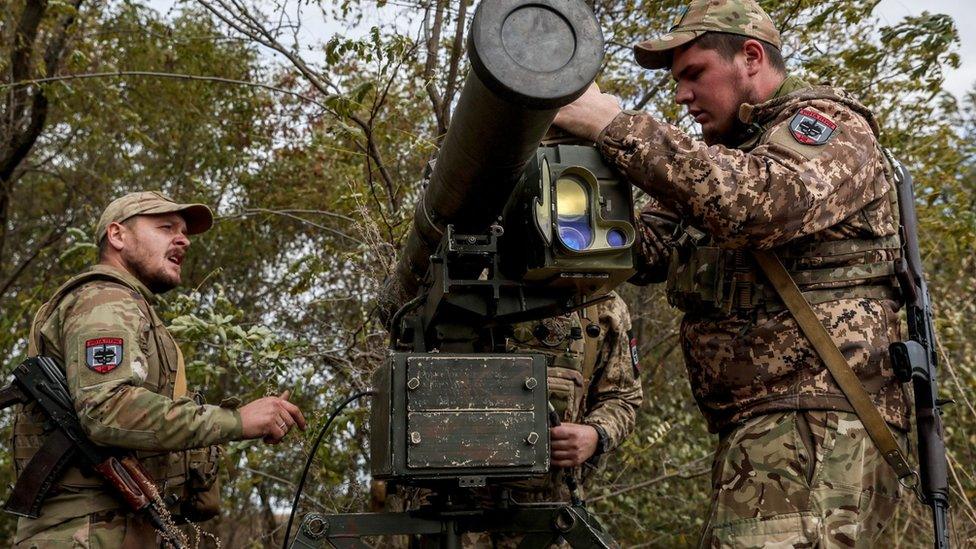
[422,0,447,134]
[441,0,469,130]
[1,70,331,109]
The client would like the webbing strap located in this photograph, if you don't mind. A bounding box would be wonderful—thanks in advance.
[581,305,600,383]
[788,261,895,286]
[779,234,901,259]
[752,249,915,480]
[173,345,188,399]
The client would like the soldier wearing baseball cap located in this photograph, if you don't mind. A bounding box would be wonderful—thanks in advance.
[554,0,910,546]
[13,191,307,547]
[633,0,781,69]
[94,190,214,243]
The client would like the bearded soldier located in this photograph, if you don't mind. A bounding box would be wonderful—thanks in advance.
[555,0,909,546]
[12,191,307,547]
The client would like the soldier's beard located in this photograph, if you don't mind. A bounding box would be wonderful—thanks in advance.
[121,248,180,294]
[703,79,759,147]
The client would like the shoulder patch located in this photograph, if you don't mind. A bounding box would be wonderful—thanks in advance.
[86,337,123,373]
[789,108,837,146]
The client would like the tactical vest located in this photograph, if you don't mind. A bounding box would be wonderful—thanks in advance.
[665,93,902,316]
[501,309,601,496]
[13,268,193,506]
[508,308,601,423]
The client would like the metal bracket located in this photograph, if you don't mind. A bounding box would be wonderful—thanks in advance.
[289,503,618,549]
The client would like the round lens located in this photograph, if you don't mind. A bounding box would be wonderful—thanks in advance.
[559,226,590,251]
[607,228,627,247]
[555,177,587,216]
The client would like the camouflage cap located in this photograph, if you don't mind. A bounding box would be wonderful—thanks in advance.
[95,191,214,241]
[634,0,782,69]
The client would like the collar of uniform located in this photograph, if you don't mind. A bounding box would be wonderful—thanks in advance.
[88,264,158,305]
[737,74,811,125]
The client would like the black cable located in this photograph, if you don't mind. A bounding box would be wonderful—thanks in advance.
[388,294,425,349]
[282,390,376,549]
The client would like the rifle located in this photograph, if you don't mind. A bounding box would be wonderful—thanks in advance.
[0,356,187,549]
[888,160,951,548]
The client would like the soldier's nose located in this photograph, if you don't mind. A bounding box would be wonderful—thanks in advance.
[675,84,693,105]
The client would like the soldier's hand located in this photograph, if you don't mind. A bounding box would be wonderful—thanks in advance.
[550,423,599,467]
[238,391,307,444]
[553,82,623,142]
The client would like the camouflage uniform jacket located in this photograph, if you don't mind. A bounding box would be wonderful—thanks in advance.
[12,264,241,541]
[503,291,642,499]
[599,76,910,433]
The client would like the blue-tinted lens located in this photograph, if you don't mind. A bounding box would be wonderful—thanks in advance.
[558,223,592,251]
[607,229,627,247]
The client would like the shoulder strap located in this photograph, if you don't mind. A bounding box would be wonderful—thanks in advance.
[28,271,134,357]
[581,305,600,383]
[752,250,915,481]
[27,269,186,398]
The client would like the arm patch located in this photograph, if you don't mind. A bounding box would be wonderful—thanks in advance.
[85,337,123,373]
[765,106,843,161]
[790,108,837,146]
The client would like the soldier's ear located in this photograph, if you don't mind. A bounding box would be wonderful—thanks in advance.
[741,39,765,76]
[105,221,127,252]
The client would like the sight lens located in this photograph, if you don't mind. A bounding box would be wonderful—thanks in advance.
[555,177,593,250]
[607,228,627,247]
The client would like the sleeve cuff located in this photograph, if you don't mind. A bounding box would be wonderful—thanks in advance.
[210,406,244,442]
[596,110,638,148]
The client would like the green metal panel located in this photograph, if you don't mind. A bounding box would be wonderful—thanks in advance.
[407,411,541,468]
[405,355,538,411]
[370,352,550,484]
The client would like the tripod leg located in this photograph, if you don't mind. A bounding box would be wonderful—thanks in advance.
[556,508,618,549]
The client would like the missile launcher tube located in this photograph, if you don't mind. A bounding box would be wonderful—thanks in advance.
[388,0,605,309]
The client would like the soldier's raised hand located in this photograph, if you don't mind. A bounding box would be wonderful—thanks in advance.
[238,390,307,444]
[553,82,623,142]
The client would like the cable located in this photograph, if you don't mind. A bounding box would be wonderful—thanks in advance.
[282,390,376,549]
[388,293,425,348]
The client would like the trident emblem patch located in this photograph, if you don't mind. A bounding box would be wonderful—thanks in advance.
[85,337,123,374]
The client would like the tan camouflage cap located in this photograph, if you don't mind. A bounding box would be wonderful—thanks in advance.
[95,191,214,241]
[634,0,782,69]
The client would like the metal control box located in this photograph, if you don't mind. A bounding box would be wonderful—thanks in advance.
[370,352,550,486]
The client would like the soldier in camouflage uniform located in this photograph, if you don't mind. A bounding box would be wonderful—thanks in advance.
[503,291,641,492]
[555,0,909,547]
[402,292,641,548]
[13,191,307,548]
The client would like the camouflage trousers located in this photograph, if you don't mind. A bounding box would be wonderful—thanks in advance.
[14,510,158,548]
[700,410,904,548]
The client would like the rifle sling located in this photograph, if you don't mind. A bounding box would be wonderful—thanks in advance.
[4,429,77,518]
[752,249,915,480]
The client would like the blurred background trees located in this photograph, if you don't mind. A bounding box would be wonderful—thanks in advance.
[1,0,973,546]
